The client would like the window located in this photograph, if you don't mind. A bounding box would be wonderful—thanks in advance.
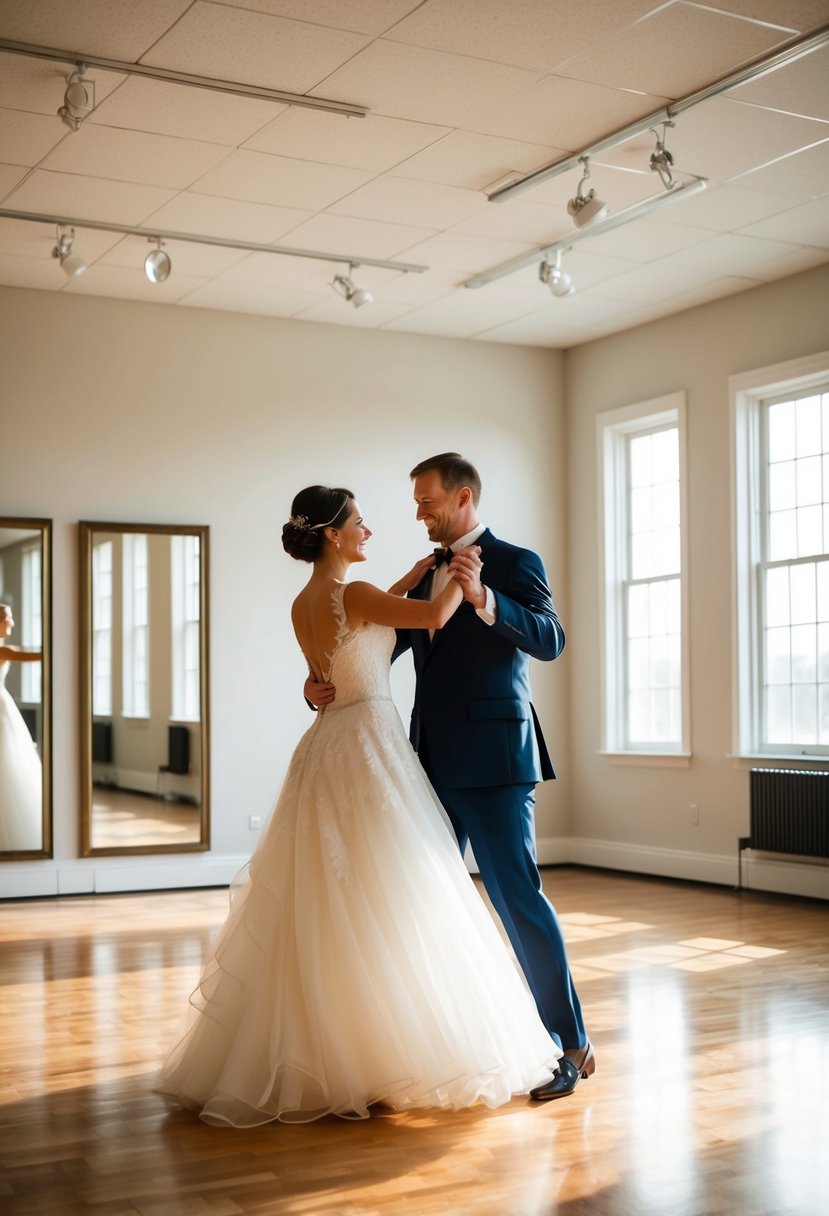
[598,392,689,758]
[20,543,41,703]
[171,534,201,722]
[122,532,149,718]
[732,352,829,758]
[92,540,113,716]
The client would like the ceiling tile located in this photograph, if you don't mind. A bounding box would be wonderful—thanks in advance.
[89,76,285,145]
[654,181,800,230]
[244,110,450,172]
[0,163,29,200]
[279,212,437,259]
[0,0,193,61]
[383,287,545,339]
[697,1,829,32]
[41,125,232,189]
[394,231,535,273]
[328,176,488,228]
[738,196,829,247]
[466,75,668,149]
[641,230,819,280]
[389,130,566,191]
[452,199,569,245]
[308,39,542,128]
[581,217,714,262]
[142,2,372,94]
[0,109,68,166]
[180,279,324,316]
[555,3,794,99]
[373,268,459,305]
[4,169,176,224]
[384,0,661,73]
[63,261,207,303]
[217,0,422,36]
[0,53,125,117]
[139,192,312,244]
[733,137,829,198]
[727,45,829,122]
[190,150,374,210]
[475,294,628,347]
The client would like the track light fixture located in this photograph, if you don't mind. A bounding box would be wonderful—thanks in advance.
[144,238,172,284]
[58,66,95,131]
[331,265,373,309]
[539,251,574,298]
[51,226,87,277]
[566,158,608,230]
[650,121,676,190]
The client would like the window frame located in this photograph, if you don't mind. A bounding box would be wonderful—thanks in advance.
[731,350,829,760]
[597,391,691,763]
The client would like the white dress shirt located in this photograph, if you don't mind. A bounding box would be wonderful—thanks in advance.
[430,523,497,627]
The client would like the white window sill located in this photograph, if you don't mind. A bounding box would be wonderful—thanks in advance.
[598,751,692,768]
[729,753,829,767]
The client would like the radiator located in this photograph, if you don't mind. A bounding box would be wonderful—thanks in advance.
[739,769,829,886]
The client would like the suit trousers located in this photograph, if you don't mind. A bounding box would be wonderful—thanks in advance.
[426,770,586,1052]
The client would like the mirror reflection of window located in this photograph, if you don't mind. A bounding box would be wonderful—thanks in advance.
[92,541,113,717]
[20,544,41,704]
[123,533,149,719]
[171,535,201,722]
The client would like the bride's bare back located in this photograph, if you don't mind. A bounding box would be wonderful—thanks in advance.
[291,579,347,681]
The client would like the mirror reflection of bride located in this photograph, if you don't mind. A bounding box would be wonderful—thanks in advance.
[0,603,42,851]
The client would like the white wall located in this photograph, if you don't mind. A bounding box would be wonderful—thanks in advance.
[0,286,569,896]
[564,263,829,900]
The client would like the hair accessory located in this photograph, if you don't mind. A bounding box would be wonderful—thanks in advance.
[288,513,311,531]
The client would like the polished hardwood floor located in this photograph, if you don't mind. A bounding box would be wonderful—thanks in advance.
[1,867,827,1215]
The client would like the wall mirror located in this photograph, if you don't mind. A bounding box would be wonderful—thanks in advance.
[80,523,209,856]
[0,518,52,860]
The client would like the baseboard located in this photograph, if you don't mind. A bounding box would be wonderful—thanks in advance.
[536,835,829,901]
[0,856,246,900]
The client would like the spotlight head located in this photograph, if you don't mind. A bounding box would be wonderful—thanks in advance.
[566,190,608,229]
[539,256,575,298]
[332,270,373,309]
[52,227,87,278]
[145,240,171,283]
[567,156,608,230]
[58,67,94,131]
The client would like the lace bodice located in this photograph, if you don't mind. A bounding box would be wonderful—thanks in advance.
[319,584,395,708]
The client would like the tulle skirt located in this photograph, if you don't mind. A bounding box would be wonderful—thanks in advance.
[157,698,560,1125]
[0,687,42,851]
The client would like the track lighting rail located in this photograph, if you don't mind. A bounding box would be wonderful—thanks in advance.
[0,37,369,118]
[0,208,428,275]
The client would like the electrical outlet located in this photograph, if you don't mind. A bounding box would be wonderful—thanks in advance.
[248,815,261,830]
[690,802,699,825]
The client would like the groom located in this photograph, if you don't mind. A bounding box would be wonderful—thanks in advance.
[394,452,593,1101]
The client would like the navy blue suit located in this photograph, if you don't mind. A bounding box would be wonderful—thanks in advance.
[394,529,586,1050]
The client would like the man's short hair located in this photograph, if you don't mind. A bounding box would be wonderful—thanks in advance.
[409,452,482,506]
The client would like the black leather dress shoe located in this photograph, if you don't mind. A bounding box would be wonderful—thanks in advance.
[530,1041,596,1101]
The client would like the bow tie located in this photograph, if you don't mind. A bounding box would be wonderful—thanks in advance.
[433,547,454,566]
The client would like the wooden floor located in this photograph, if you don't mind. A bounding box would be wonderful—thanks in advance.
[91,788,201,848]
[1,868,827,1215]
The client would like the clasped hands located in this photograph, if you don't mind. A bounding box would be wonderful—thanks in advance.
[304,545,484,709]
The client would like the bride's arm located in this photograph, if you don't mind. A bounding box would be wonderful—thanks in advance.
[344,575,463,632]
[387,554,438,597]
[0,645,42,662]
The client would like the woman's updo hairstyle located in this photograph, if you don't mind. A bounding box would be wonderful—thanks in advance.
[282,486,354,563]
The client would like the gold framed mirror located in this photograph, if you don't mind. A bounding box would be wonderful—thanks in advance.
[80,523,209,856]
[0,517,52,860]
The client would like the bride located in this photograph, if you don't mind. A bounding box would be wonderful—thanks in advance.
[158,486,561,1126]
[0,603,43,852]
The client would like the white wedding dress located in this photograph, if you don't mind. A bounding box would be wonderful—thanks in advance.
[0,660,42,852]
[158,585,560,1125]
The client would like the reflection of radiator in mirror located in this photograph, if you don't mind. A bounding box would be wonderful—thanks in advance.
[92,720,113,763]
[161,724,190,775]
[20,705,38,744]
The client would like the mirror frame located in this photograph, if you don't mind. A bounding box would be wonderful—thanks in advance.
[0,516,52,861]
[79,522,210,857]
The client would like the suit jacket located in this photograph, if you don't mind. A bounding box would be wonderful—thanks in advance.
[393,529,564,789]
